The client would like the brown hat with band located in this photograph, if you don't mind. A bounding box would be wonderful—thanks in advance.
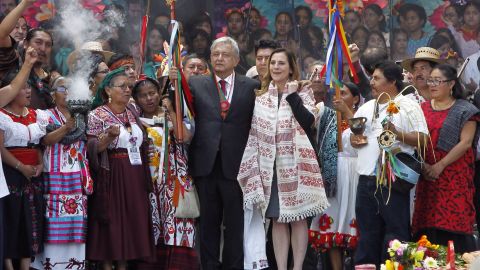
[401,47,444,72]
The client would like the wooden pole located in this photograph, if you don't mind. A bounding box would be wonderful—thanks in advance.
[335,85,343,152]
[168,0,183,143]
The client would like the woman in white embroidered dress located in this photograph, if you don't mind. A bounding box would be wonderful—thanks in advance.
[309,82,361,270]
[238,48,329,270]
[0,70,48,270]
[32,77,92,269]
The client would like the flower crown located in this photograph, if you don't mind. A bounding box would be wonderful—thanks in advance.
[224,8,245,20]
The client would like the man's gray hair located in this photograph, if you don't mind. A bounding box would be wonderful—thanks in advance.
[211,36,240,57]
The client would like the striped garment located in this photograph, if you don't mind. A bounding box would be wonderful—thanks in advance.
[42,108,90,243]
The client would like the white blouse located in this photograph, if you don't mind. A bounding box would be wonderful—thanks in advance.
[0,109,49,147]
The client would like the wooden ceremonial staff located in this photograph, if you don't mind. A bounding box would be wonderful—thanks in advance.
[139,0,152,74]
[166,0,183,142]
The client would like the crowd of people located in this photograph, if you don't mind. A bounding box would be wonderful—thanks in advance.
[2,0,480,270]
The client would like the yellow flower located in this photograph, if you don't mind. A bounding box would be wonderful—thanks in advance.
[414,250,425,261]
[385,260,394,270]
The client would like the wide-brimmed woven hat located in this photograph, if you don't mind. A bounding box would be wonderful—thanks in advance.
[67,41,114,72]
[401,47,444,72]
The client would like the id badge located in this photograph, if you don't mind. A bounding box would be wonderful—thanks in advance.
[128,146,142,165]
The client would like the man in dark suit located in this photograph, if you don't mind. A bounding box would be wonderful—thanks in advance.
[188,37,260,270]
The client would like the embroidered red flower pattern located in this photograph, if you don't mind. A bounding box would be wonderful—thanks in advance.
[318,214,333,231]
[64,198,78,214]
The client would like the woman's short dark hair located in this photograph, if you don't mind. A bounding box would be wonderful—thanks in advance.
[344,82,361,106]
[364,4,386,32]
[433,64,464,99]
[274,12,294,39]
[374,60,404,91]
[398,3,427,27]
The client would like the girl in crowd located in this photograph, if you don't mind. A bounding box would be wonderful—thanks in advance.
[90,55,110,97]
[310,82,361,270]
[189,12,214,39]
[351,26,369,54]
[306,25,324,60]
[366,31,387,52]
[398,3,430,57]
[429,34,462,67]
[86,69,152,269]
[343,10,362,39]
[445,2,480,58]
[0,70,48,270]
[413,64,479,253]
[274,12,294,49]
[363,4,389,47]
[188,29,211,60]
[32,77,92,269]
[443,4,463,30]
[133,76,199,269]
[390,28,409,62]
[247,7,263,33]
[225,8,245,41]
[146,25,168,63]
[363,4,386,33]
[238,48,329,270]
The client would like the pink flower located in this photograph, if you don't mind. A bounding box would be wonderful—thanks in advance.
[64,198,78,214]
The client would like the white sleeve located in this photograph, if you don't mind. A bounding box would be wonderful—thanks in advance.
[0,112,10,132]
[28,109,49,144]
[404,102,428,135]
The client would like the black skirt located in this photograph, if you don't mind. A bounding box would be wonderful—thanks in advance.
[3,164,44,258]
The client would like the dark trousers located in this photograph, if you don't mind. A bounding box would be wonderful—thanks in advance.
[195,154,244,270]
[354,175,410,267]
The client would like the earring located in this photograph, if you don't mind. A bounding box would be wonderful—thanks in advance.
[352,104,356,110]
[108,95,112,103]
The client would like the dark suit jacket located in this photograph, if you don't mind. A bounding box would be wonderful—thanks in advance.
[188,74,260,179]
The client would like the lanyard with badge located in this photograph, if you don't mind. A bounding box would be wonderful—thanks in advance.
[101,106,142,165]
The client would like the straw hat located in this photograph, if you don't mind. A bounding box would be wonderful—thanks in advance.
[401,47,444,72]
[67,41,114,72]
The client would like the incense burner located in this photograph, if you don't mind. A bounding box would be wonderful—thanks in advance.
[348,117,368,146]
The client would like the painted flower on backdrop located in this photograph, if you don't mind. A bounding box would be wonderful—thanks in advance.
[81,0,106,19]
[23,0,55,28]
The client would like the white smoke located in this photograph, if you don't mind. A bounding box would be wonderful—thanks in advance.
[55,0,125,101]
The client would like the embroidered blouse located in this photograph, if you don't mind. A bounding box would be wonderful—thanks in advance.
[0,108,49,147]
[87,105,142,149]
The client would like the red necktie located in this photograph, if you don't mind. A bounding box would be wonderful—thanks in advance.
[219,80,227,97]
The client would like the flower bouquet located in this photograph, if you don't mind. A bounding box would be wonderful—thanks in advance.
[381,236,466,270]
